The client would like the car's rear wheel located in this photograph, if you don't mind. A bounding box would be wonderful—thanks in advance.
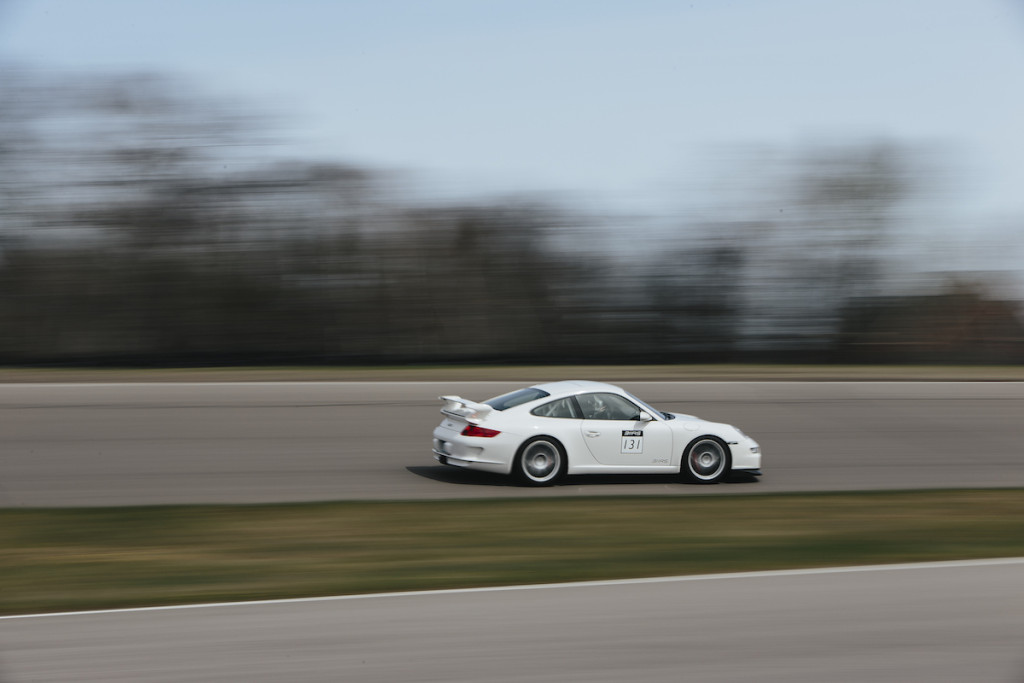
[514,437,566,486]
[683,436,731,484]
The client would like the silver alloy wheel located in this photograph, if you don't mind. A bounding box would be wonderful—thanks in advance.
[519,438,563,485]
[687,438,728,482]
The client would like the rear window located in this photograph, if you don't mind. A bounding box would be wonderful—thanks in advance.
[484,388,550,411]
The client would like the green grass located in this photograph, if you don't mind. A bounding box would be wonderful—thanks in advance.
[3,489,1024,616]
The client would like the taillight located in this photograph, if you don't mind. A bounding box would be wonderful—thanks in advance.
[461,424,501,438]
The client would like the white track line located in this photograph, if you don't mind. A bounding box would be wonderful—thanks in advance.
[4,557,1023,621]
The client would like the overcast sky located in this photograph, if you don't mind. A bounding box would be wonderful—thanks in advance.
[2,0,1023,220]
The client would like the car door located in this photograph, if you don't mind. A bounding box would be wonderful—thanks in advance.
[576,392,673,467]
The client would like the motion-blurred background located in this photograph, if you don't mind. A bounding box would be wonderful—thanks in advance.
[1,0,1022,367]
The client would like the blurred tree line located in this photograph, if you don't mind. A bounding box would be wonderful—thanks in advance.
[1,67,1021,366]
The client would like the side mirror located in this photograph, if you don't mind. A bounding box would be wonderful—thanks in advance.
[638,411,654,422]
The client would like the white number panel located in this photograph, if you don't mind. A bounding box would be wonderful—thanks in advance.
[620,430,644,454]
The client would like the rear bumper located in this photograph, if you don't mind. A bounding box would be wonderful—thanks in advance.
[432,427,514,475]
[432,450,511,475]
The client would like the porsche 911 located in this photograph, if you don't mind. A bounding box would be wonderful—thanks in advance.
[432,380,761,486]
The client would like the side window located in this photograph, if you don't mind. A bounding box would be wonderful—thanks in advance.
[577,393,642,421]
[530,397,581,419]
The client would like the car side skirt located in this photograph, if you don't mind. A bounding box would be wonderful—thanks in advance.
[566,464,680,475]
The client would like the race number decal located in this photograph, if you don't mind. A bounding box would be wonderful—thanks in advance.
[621,430,644,454]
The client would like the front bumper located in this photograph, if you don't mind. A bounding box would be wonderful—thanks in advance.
[730,436,762,472]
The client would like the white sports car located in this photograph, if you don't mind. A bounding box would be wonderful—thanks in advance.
[432,380,761,486]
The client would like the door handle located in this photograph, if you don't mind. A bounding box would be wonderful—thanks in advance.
[585,431,601,438]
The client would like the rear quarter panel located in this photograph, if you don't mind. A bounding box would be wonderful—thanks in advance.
[494,408,598,471]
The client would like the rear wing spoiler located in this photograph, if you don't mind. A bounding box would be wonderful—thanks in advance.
[439,396,494,424]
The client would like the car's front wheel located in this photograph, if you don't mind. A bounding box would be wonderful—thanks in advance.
[514,437,566,486]
[683,436,731,484]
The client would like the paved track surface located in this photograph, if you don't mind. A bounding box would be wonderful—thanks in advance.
[2,382,1024,506]
[3,560,1023,682]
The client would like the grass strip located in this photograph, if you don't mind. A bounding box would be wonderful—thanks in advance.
[3,489,1024,616]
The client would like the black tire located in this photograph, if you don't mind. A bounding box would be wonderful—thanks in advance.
[682,436,731,484]
[514,437,566,486]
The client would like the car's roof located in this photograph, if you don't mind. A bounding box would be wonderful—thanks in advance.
[529,380,624,398]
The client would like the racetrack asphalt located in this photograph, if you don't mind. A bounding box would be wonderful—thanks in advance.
[1,381,1023,506]
[3,381,1024,682]
[2,559,1022,682]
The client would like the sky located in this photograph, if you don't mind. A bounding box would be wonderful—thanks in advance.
[2,0,1024,221]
